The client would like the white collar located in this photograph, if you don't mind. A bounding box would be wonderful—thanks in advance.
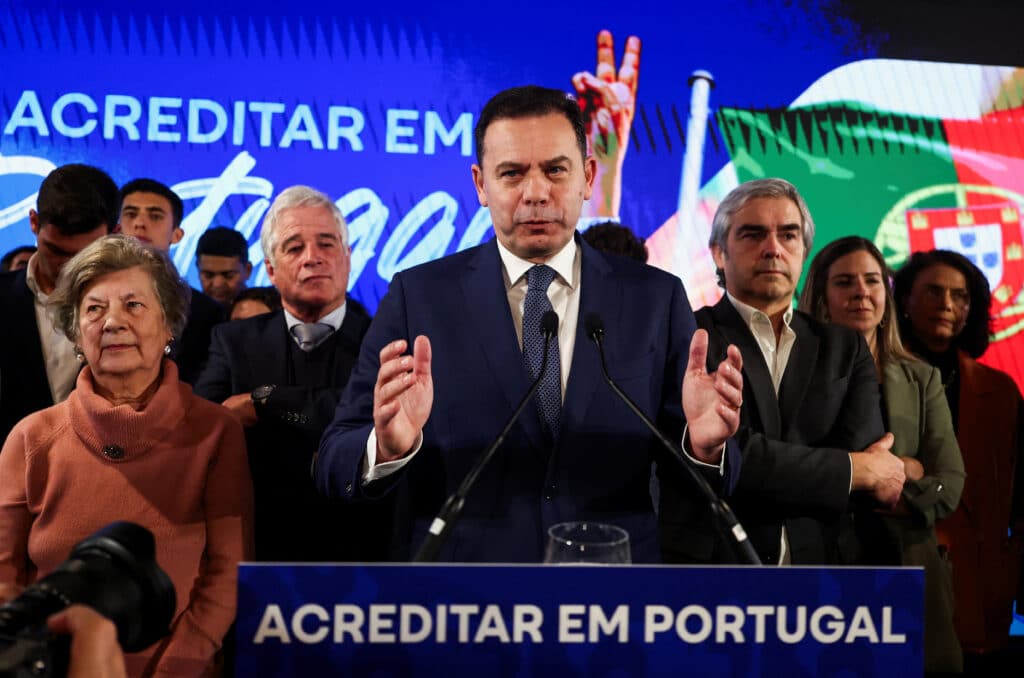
[283,301,347,331]
[495,236,578,289]
[726,291,793,329]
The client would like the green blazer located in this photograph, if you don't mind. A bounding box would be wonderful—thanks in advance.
[881,357,965,673]
[883,359,965,528]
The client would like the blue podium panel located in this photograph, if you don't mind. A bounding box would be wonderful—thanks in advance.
[236,564,923,677]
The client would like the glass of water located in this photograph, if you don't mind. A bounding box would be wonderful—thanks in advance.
[543,522,631,564]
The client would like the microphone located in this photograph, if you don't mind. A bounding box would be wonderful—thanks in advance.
[583,313,761,565]
[413,310,559,562]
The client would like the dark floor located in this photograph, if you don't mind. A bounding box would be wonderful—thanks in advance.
[961,640,1024,677]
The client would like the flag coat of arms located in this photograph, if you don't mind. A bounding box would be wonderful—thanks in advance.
[905,203,1024,316]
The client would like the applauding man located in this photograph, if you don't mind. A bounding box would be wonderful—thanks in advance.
[316,86,744,563]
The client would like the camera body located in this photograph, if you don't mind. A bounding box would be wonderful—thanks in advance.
[0,522,176,678]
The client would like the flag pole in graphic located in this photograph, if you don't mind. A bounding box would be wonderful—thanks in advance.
[673,69,717,302]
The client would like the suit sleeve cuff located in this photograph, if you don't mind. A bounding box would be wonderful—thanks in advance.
[362,429,423,484]
[681,423,726,476]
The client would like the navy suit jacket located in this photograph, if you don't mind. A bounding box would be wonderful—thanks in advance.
[0,269,52,447]
[315,237,740,563]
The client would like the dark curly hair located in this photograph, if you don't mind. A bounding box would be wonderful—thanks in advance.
[582,222,647,262]
[892,249,991,359]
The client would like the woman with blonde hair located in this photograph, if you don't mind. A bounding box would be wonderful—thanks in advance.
[800,235,965,673]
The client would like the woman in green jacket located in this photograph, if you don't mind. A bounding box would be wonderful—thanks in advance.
[800,236,965,673]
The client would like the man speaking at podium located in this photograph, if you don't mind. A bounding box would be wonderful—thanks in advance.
[316,86,744,563]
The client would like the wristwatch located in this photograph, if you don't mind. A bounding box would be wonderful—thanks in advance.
[251,385,276,407]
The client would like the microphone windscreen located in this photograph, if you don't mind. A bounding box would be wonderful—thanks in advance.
[584,313,605,340]
[540,310,559,339]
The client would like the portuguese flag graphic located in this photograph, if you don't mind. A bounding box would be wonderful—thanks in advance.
[714,63,1024,389]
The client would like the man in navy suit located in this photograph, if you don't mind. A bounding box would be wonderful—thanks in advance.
[0,164,118,447]
[195,186,390,562]
[315,86,745,563]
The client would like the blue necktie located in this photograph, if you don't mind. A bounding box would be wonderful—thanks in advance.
[522,265,561,442]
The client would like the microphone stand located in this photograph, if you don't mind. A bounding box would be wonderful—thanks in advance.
[586,315,761,565]
[413,311,559,562]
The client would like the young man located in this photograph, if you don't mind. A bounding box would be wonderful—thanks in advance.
[118,179,224,383]
[0,164,118,446]
[195,226,252,307]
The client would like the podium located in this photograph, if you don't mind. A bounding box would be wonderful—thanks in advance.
[236,564,923,676]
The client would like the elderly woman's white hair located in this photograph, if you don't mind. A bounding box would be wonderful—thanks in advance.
[48,234,191,341]
[259,186,348,266]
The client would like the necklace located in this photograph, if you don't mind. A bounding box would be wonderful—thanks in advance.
[942,367,958,391]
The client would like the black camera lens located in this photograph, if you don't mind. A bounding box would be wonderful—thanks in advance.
[0,521,176,653]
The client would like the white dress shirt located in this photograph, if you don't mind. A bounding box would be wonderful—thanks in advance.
[25,255,78,404]
[283,302,347,338]
[725,293,795,564]
[362,238,581,482]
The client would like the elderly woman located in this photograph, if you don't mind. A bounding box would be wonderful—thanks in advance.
[800,236,965,673]
[0,234,253,677]
[893,248,1023,668]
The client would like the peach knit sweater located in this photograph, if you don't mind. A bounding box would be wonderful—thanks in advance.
[0,361,253,677]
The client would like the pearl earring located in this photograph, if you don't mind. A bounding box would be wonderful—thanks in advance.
[164,340,173,356]
[74,346,85,363]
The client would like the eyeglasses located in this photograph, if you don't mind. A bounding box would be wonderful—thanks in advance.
[920,284,971,309]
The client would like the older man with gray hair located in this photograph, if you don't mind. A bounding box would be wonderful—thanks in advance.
[195,185,389,562]
[659,177,905,566]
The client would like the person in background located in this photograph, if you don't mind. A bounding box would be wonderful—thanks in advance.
[228,286,282,321]
[0,245,35,272]
[894,249,1024,672]
[581,221,647,262]
[195,186,387,563]
[0,235,253,676]
[0,164,118,447]
[195,226,252,307]
[117,178,225,384]
[800,236,965,673]
[661,178,905,567]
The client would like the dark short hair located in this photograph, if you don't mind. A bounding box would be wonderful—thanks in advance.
[893,249,991,359]
[197,226,248,261]
[119,178,184,228]
[582,222,647,262]
[474,85,587,165]
[1,245,36,272]
[36,164,120,236]
[229,285,282,317]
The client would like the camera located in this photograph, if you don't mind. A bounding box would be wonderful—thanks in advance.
[0,521,176,677]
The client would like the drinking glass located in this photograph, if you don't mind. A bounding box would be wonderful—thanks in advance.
[543,522,631,564]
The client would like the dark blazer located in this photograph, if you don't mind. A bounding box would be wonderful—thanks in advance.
[193,301,387,562]
[0,269,53,447]
[315,237,740,564]
[171,287,224,385]
[660,297,883,565]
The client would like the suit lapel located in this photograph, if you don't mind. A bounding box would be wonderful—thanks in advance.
[249,311,291,387]
[881,361,919,457]
[777,313,818,436]
[710,299,781,439]
[458,240,545,450]
[13,272,53,405]
[562,241,617,439]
